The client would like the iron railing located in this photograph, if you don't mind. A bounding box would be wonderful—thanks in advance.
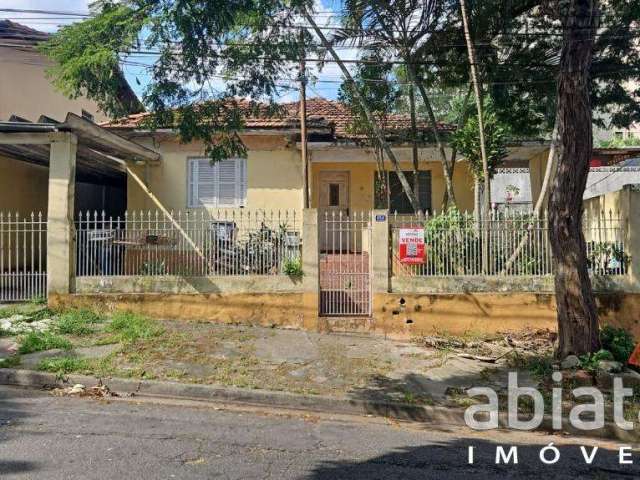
[75,209,301,277]
[0,212,47,302]
[319,211,372,316]
[391,209,627,277]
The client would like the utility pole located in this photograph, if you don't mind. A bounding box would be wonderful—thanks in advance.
[299,28,310,209]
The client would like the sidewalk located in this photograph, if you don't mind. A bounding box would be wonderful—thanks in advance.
[0,305,529,408]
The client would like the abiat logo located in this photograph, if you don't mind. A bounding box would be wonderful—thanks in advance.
[464,371,634,431]
[464,372,640,467]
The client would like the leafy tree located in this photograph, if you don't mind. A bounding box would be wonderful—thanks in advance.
[41,0,309,163]
[451,103,508,182]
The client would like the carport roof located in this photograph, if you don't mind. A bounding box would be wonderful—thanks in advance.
[0,112,160,183]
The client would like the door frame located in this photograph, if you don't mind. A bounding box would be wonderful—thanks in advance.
[318,170,350,214]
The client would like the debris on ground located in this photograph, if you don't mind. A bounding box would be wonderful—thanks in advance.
[414,329,556,363]
[50,382,117,398]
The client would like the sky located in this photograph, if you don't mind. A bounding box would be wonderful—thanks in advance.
[0,0,358,102]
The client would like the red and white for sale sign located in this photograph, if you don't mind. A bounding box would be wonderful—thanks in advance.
[398,228,425,264]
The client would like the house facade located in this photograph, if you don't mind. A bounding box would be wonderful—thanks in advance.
[105,99,549,218]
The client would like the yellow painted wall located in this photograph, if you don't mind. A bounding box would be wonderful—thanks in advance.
[0,155,48,214]
[310,159,475,213]
[0,46,108,122]
[528,148,551,207]
[126,136,304,213]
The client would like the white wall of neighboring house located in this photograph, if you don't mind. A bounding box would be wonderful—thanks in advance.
[491,164,640,207]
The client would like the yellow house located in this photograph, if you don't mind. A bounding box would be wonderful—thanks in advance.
[104,99,550,217]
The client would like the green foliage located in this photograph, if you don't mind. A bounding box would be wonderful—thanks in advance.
[423,209,478,275]
[0,306,20,319]
[39,3,146,118]
[37,357,90,376]
[106,312,163,344]
[282,257,303,277]
[586,241,630,275]
[600,325,636,363]
[18,332,72,354]
[451,102,508,181]
[0,356,21,369]
[579,349,615,372]
[41,0,308,164]
[139,260,166,276]
[55,309,103,336]
[598,135,640,148]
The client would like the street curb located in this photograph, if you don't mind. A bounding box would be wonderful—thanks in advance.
[0,368,466,425]
[1,368,639,442]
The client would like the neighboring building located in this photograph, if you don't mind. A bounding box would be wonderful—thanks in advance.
[104,98,549,218]
[0,20,142,216]
[0,20,140,123]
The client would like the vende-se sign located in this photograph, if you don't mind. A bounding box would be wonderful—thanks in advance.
[398,228,425,264]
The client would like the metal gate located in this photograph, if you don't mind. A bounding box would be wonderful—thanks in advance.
[319,211,372,316]
[0,212,47,302]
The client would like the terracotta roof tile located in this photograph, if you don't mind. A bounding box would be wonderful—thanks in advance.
[102,98,454,140]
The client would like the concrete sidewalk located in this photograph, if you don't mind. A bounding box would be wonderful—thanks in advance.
[1,316,525,407]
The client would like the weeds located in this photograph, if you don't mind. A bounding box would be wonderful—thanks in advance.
[600,325,635,363]
[0,307,19,319]
[37,356,89,376]
[18,331,72,354]
[106,312,163,344]
[55,309,102,335]
[0,355,21,368]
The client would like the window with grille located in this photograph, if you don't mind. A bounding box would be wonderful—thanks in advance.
[374,170,432,213]
[187,158,247,208]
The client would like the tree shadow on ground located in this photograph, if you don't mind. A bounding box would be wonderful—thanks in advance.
[346,369,505,424]
[0,386,39,476]
[306,438,640,479]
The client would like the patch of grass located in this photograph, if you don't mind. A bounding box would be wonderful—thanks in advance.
[37,356,89,375]
[55,309,102,336]
[18,331,72,354]
[508,354,554,379]
[0,307,19,319]
[106,312,163,344]
[27,308,55,322]
[0,355,21,368]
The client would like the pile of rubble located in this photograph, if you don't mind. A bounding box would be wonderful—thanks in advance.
[50,383,117,398]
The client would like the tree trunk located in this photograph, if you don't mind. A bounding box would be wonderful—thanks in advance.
[409,84,421,209]
[304,11,422,212]
[407,67,457,210]
[550,0,600,357]
[460,0,491,273]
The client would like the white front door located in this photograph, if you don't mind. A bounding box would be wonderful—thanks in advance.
[319,171,350,252]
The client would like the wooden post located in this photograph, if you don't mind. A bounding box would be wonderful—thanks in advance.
[299,28,310,209]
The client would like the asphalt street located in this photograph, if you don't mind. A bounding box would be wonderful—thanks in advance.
[0,385,638,479]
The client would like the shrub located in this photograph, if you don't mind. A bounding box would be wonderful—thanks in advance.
[55,309,102,336]
[106,312,163,343]
[19,331,72,354]
[283,257,303,277]
[600,325,635,363]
